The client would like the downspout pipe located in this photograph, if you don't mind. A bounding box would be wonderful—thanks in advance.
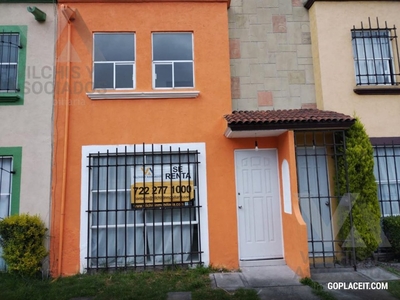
[57,4,75,277]
[27,6,47,22]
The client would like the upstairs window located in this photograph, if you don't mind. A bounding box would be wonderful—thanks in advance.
[152,33,194,89]
[93,33,135,90]
[0,32,20,92]
[351,19,400,86]
[0,26,26,104]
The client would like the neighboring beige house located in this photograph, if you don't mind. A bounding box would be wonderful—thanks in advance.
[227,0,400,270]
[0,1,56,272]
[228,0,316,110]
[306,0,400,218]
[306,0,400,138]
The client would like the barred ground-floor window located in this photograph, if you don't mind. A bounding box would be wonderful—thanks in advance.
[81,144,208,271]
[0,148,21,271]
[372,143,400,216]
[0,156,12,270]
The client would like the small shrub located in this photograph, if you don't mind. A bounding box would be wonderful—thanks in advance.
[336,118,381,260]
[382,216,400,256]
[0,214,47,277]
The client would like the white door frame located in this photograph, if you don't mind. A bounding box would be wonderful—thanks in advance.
[234,149,284,263]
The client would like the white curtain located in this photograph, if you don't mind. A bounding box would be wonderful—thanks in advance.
[0,157,12,271]
[353,30,392,84]
[146,209,192,264]
[90,191,145,267]
[374,147,400,216]
[90,155,195,267]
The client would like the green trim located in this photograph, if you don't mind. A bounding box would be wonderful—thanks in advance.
[0,25,27,106]
[0,147,22,215]
[0,95,20,102]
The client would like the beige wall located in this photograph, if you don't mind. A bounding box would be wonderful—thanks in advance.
[0,3,56,227]
[309,1,400,137]
[228,0,316,110]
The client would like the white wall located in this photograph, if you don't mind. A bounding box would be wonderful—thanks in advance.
[0,3,57,227]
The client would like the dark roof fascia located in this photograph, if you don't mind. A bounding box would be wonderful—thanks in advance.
[370,137,400,145]
[304,0,400,10]
[304,0,315,9]
[228,120,355,131]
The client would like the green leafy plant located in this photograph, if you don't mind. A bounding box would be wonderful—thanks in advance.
[382,216,400,256]
[336,118,381,260]
[0,214,48,277]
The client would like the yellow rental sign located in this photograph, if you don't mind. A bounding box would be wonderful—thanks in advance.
[130,165,194,207]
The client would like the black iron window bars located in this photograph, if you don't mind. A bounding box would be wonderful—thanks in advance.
[0,156,13,271]
[373,143,400,217]
[295,131,355,268]
[86,145,202,271]
[351,18,400,86]
[0,31,21,92]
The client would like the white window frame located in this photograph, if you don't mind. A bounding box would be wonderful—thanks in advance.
[80,143,209,273]
[0,156,13,271]
[0,33,20,92]
[152,32,195,89]
[93,33,136,90]
[373,146,400,217]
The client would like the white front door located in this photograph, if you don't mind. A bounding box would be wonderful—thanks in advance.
[235,150,283,261]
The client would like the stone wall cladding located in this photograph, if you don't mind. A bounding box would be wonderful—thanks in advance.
[229,0,316,110]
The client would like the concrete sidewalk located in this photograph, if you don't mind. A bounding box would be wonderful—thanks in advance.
[209,265,400,300]
[312,267,399,300]
[210,265,319,299]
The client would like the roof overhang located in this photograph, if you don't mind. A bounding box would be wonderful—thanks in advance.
[224,109,355,138]
[225,128,288,138]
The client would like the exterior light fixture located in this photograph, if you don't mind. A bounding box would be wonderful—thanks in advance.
[27,6,46,22]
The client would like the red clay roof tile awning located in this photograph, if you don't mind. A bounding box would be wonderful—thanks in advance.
[224,109,355,138]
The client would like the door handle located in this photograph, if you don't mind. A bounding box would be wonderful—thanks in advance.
[238,205,242,209]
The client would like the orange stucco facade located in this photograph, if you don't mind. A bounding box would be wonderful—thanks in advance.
[278,131,310,278]
[51,0,309,277]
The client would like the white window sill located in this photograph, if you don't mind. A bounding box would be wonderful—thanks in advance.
[86,91,200,100]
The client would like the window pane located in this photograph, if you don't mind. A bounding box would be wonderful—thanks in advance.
[155,64,173,88]
[0,195,10,219]
[153,33,192,61]
[94,33,135,62]
[115,64,134,89]
[0,157,12,219]
[352,29,394,85]
[94,63,113,89]
[174,62,193,87]
[88,151,201,269]
[0,65,17,90]
[0,34,19,63]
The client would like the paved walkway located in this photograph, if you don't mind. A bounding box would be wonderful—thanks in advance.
[209,265,400,300]
[210,265,319,300]
[312,267,399,300]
